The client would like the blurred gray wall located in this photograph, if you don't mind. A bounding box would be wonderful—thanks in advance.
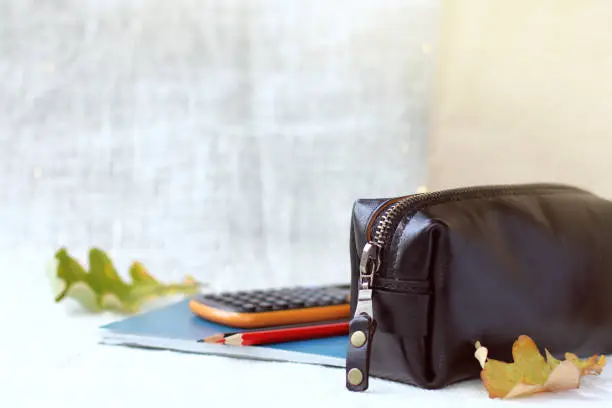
[0,0,438,289]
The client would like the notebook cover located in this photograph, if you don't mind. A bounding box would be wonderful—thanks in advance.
[99,298,348,367]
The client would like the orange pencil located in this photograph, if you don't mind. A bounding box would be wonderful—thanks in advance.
[223,321,350,346]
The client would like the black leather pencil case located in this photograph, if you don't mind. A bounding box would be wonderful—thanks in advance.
[345,183,612,391]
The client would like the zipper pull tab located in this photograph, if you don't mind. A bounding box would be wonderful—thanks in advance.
[346,242,381,392]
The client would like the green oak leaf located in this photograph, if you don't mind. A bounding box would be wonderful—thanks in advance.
[53,247,202,313]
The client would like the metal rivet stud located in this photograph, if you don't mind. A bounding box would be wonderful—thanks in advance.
[350,331,367,348]
[347,368,364,386]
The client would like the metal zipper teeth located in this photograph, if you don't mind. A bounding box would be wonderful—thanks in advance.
[372,198,416,246]
[369,183,584,251]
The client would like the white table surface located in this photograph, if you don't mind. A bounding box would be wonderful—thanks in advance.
[2,255,611,408]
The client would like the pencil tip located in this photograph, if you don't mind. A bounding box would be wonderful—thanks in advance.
[198,333,227,344]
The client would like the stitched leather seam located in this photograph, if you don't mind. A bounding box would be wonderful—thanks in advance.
[435,226,448,387]
[373,280,430,293]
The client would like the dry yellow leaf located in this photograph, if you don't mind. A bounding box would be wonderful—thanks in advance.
[475,335,606,399]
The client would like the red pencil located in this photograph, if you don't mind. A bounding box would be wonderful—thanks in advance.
[223,321,350,346]
[198,319,348,344]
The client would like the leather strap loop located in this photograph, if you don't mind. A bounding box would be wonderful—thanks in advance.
[345,313,376,391]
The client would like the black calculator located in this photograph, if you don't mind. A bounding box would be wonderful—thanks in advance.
[189,284,351,328]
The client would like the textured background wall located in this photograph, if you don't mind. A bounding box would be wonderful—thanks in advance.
[0,1,438,290]
[429,0,612,199]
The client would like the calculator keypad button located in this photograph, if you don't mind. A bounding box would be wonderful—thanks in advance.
[242,303,257,312]
[201,285,349,313]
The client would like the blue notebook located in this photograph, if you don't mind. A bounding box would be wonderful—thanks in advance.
[99,298,348,368]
